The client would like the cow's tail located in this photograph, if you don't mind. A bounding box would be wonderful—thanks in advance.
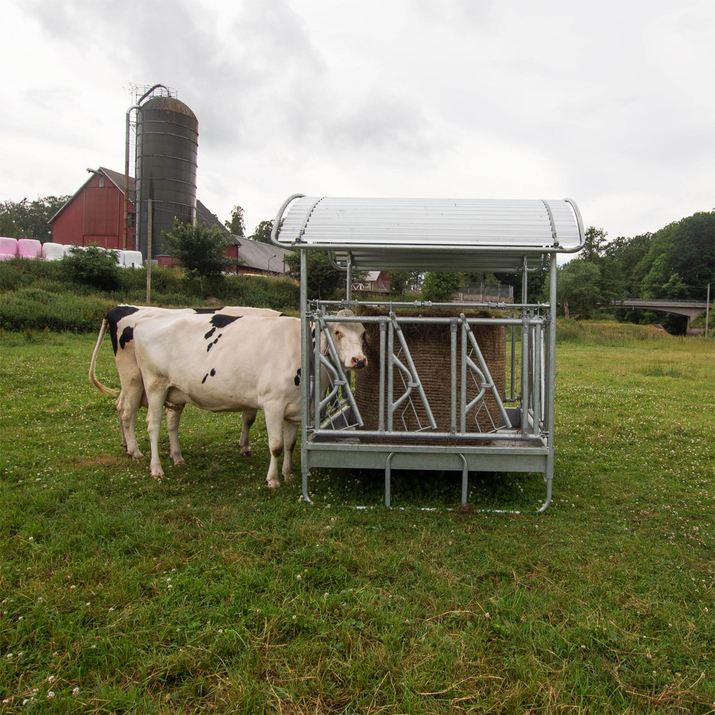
[89,319,118,397]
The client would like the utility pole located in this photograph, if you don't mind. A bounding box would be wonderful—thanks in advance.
[146,198,153,305]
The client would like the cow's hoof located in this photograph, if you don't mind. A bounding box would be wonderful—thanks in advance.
[266,478,280,489]
[172,458,186,467]
[129,451,144,460]
[241,450,253,458]
[283,473,295,484]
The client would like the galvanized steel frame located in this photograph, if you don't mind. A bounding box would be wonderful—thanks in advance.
[278,197,576,512]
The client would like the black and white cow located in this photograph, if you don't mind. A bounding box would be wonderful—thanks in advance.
[131,310,366,487]
[89,305,281,463]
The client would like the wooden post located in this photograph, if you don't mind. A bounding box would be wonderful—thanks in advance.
[146,198,152,305]
[706,283,711,338]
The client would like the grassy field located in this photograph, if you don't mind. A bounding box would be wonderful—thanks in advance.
[0,324,713,714]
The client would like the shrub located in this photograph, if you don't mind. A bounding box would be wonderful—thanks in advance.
[61,245,122,292]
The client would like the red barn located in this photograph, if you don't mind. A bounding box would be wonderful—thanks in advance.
[50,167,233,263]
[51,167,135,250]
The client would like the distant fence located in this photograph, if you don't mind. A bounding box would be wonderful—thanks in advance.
[454,282,514,303]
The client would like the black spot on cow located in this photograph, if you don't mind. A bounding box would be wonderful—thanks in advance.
[193,308,217,314]
[201,368,217,384]
[119,326,134,350]
[280,313,288,317]
[210,368,216,377]
[204,327,216,340]
[206,336,222,353]
[202,374,208,384]
[294,368,301,386]
[106,305,140,355]
[211,314,241,329]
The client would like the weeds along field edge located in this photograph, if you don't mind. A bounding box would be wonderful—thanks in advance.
[0,326,713,714]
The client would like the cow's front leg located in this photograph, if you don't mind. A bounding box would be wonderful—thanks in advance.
[282,421,299,483]
[145,383,169,479]
[239,409,257,457]
[165,403,186,466]
[263,405,285,488]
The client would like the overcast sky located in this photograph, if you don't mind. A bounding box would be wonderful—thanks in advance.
[2,0,713,243]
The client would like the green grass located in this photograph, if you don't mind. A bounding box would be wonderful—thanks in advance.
[0,326,713,713]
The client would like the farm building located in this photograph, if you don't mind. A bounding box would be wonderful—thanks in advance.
[49,167,291,275]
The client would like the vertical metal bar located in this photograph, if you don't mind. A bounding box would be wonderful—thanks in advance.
[533,321,542,433]
[300,250,312,504]
[346,253,352,303]
[378,319,387,432]
[313,312,322,433]
[387,319,395,433]
[510,324,516,401]
[546,255,558,450]
[460,320,467,434]
[450,318,458,434]
[521,315,530,435]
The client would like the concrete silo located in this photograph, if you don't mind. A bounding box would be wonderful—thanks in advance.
[135,96,199,261]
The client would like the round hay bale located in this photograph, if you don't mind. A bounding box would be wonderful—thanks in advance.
[354,308,505,433]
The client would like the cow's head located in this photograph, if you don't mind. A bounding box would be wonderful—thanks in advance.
[329,309,367,370]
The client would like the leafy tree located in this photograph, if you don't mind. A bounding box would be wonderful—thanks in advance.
[61,245,121,292]
[284,250,345,300]
[552,260,602,318]
[225,205,246,237]
[388,271,412,297]
[0,195,70,242]
[162,219,235,293]
[421,272,465,302]
[581,226,608,263]
[633,211,714,301]
[250,220,275,244]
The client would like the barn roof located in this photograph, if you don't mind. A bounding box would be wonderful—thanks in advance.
[272,195,584,272]
[232,236,292,274]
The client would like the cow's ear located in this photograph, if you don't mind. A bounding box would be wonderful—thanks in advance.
[334,330,344,340]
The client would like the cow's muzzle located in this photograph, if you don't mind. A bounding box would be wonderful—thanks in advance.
[351,356,367,369]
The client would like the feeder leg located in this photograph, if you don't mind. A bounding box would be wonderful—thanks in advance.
[459,454,469,507]
[385,453,395,508]
[538,455,554,513]
[302,466,313,504]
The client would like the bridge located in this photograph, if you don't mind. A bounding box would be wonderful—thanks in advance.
[608,299,712,334]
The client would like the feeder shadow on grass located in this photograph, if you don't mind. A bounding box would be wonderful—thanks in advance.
[307,468,548,511]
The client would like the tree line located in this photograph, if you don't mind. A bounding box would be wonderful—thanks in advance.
[4,197,712,332]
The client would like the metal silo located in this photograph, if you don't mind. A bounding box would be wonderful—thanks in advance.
[135,96,198,261]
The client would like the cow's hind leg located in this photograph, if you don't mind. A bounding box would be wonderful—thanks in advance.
[145,382,169,479]
[282,421,299,483]
[166,403,186,466]
[239,409,257,457]
[118,382,146,459]
[262,405,285,489]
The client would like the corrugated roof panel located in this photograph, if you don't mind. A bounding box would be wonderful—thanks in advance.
[274,195,583,272]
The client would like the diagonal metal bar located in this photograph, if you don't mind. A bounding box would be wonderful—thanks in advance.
[460,314,512,430]
[316,314,364,428]
[389,312,437,430]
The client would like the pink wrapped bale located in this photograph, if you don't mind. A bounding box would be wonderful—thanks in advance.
[0,237,18,261]
[18,238,42,259]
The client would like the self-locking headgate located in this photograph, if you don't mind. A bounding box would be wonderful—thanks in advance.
[271,196,584,511]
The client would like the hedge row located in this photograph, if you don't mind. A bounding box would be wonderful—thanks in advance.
[0,259,300,333]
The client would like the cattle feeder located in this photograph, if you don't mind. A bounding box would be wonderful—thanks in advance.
[271,196,585,511]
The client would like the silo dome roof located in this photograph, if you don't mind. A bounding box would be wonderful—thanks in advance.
[140,96,197,120]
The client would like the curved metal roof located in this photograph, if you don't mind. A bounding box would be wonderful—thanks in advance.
[272,195,584,272]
